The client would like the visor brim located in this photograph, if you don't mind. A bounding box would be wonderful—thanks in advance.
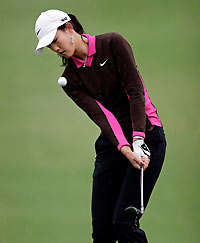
[35,28,57,54]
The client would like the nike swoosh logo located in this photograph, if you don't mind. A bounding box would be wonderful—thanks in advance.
[140,148,150,157]
[100,59,108,67]
[36,29,41,36]
[139,144,151,157]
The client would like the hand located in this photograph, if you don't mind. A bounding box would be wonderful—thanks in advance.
[120,146,149,170]
[132,139,151,158]
[141,156,150,170]
[132,139,151,169]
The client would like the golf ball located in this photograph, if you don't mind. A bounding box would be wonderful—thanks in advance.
[58,77,67,87]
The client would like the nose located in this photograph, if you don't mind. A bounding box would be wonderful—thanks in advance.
[51,43,60,54]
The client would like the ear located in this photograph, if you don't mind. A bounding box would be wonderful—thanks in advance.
[65,22,73,31]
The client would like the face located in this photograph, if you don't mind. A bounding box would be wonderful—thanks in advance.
[47,26,75,58]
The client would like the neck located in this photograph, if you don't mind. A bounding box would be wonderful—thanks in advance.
[73,33,88,60]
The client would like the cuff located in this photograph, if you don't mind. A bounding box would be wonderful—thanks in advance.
[132,131,145,139]
[117,143,131,151]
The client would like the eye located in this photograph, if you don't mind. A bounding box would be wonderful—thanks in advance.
[52,38,57,43]
[47,37,57,48]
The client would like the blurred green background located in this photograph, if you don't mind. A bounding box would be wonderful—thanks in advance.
[0,0,199,242]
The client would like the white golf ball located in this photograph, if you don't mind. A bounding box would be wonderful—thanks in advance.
[58,77,67,87]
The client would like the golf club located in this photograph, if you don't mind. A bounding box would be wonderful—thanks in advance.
[125,164,144,218]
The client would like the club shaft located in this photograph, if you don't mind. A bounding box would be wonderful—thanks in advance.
[140,166,144,214]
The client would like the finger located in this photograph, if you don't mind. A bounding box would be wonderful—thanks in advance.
[143,164,148,171]
[133,153,143,165]
[141,162,148,171]
[131,160,141,170]
[141,157,150,165]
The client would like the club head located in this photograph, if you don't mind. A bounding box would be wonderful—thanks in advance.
[125,206,143,218]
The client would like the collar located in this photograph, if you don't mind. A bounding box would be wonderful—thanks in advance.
[72,34,96,68]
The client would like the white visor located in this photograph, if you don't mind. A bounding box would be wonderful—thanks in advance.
[35,28,57,54]
[35,10,71,54]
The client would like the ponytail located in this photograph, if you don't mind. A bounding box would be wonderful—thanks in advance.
[68,14,84,34]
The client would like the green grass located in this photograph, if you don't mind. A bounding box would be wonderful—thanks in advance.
[1,0,199,242]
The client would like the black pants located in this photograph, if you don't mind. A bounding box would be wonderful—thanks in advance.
[92,126,166,243]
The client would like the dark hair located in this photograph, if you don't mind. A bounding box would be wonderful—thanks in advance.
[58,14,85,66]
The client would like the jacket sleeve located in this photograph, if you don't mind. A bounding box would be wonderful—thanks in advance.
[62,82,131,150]
[110,33,146,138]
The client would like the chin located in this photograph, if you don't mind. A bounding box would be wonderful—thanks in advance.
[64,53,73,59]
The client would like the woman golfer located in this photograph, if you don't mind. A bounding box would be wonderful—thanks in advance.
[35,9,166,243]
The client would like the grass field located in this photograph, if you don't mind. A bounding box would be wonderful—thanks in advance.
[1,0,199,242]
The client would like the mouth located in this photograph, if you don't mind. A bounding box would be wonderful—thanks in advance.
[60,51,65,56]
